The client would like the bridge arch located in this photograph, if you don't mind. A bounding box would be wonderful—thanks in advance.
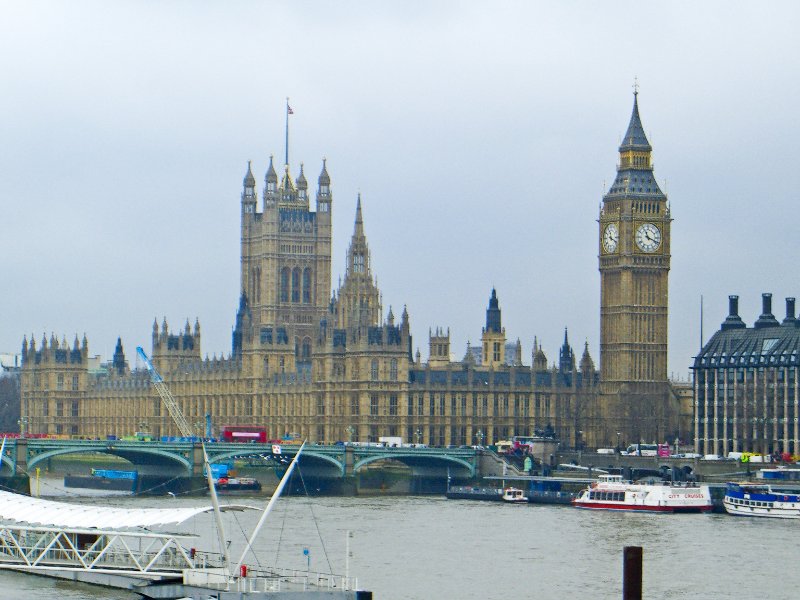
[353,453,475,477]
[1,455,14,473]
[27,446,193,473]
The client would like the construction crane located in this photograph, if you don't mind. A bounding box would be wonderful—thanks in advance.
[135,346,193,438]
[135,345,232,573]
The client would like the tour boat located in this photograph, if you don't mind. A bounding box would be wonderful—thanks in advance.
[502,487,527,503]
[723,482,800,519]
[572,474,712,513]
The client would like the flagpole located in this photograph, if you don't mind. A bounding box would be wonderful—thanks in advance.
[285,97,290,167]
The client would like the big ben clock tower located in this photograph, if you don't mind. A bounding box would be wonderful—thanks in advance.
[598,90,674,445]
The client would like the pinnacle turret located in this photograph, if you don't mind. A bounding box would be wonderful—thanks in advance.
[265,155,277,183]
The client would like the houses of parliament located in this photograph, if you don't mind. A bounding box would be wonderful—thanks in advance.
[19,94,685,450]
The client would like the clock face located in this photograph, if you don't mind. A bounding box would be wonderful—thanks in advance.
[602,223,619,253]
[635,223,661,252]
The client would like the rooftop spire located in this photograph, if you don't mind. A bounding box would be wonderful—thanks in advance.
[619,86,652,152]
[266,155,277,183]
[354,193,364,236]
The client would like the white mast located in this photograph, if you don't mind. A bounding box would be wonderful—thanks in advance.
[235,442,305,570]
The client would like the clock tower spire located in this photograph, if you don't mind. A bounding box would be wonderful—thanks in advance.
[598,89,674,446]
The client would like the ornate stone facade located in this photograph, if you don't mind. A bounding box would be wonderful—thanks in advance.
[20,151,601,447]
[21,93,700,449]
[597,92,679,446]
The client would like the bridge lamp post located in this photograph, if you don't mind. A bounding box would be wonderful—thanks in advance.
[346,426,355,443]
[415,429,422,445]
[616,432,621,452]
[475,430,484,447]
[18,416,28,438]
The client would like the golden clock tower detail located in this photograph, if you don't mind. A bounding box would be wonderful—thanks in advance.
[598,91,674,444]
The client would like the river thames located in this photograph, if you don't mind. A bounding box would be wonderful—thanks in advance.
[1,488,798,599]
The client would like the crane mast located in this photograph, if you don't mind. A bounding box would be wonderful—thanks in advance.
[135,346,194,438]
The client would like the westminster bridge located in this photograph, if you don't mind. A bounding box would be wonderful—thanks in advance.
[0,438,481,494]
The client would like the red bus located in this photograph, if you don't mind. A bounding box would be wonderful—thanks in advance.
[221,426,267,444]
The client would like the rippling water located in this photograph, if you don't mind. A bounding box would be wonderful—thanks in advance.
[2,482,798,599]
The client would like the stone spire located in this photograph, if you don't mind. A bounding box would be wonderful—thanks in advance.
[112,337,126,376]
[333,196,381,332]
[485,288,502,334]
[559,328,575,373]
[580,340,594,375]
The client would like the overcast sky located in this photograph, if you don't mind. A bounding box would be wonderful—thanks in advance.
[2,1,798,379]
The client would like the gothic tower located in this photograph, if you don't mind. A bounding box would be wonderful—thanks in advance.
[481,289,506,368]
[598,90,672,444]
[238,154,332,364]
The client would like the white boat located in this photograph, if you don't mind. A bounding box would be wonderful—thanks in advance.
[572,474,712,513]
[502,487,527,503]
[723,482,800,519]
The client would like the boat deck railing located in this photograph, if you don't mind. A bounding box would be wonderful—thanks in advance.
[186,566,358,593]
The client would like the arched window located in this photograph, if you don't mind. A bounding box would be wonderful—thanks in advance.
[291,268,300,302]
[390,358,398,381]
[302,338,312,360]
[280,268,290,302]
[302,268,312,304]
[371,359,379,381]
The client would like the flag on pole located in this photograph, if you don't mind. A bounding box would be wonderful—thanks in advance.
[287,104,294,115]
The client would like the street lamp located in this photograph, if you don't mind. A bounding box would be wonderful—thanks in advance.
[415,429,422,445]
[577,430,583,451]
[475,429,484,447]
[616,432,621,452]
[18,416,28,439]
[346,425,355,443]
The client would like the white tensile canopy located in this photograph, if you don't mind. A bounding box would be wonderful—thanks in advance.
[0,490,254,530]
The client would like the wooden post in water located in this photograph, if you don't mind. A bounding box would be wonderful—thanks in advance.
[623,546,642,600]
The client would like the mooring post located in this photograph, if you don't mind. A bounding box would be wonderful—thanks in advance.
[623,546,643,600]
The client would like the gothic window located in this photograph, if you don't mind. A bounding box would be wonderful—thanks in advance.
[43,401,48,416]
[389,394,398,416]
[370,395,379,416]
[280,268,290,302]
[57,374,63,389]
[371,359,378,381]
[390,359,398,381]
[351,394,360,415]
[354,253,364,273]
[72,375,79,390]
[301,338,311,360]
[317,396,325,415]
[493,342,501,362]
[291,268,301,303]
[56,401,63,417]
[302,268,312,304]
[71,401,79,417]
